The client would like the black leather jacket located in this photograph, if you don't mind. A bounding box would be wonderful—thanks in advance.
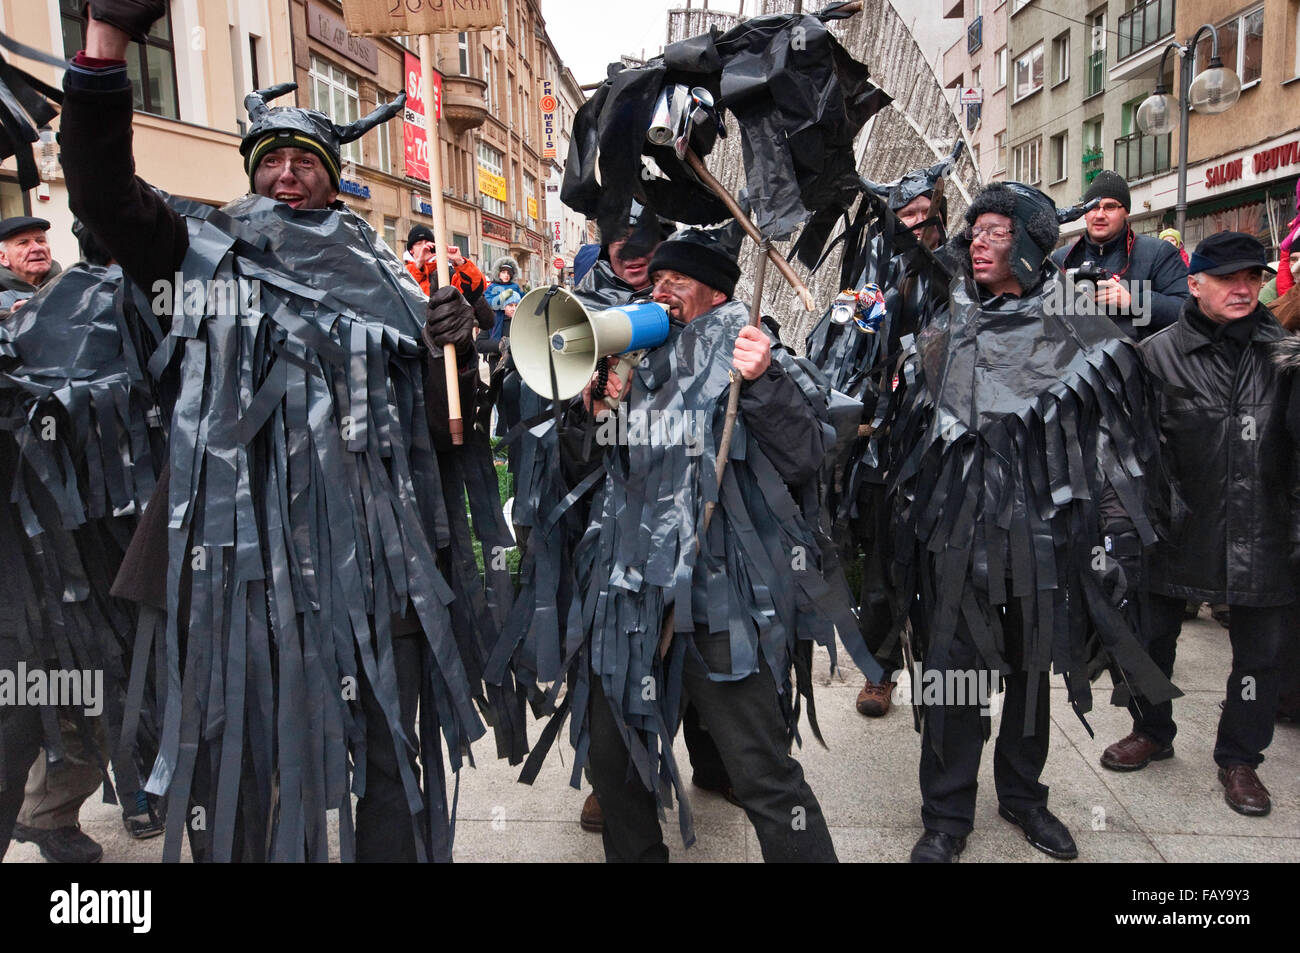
[1141,299,1300,606]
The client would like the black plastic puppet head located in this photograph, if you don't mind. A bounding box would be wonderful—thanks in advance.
[239,83,406,191]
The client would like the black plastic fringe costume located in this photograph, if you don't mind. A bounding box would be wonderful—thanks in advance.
[0,261,165,806]
[883,267,1181,758]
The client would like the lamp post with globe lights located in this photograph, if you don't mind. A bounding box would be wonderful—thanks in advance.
[1135,24,1242,236]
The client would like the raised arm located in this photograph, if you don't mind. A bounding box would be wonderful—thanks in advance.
[60,11,188,300]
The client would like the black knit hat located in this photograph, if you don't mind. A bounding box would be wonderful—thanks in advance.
[407,224,434,247]
[960,181,1060,290]
[1083,170,1131,210]
[648,227,741,298]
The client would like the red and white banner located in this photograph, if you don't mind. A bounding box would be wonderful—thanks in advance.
[403,51,441,183]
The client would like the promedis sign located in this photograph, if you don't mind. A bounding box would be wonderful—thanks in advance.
[341,0,504,37]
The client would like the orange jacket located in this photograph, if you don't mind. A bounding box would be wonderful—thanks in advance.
[405,255,486,302]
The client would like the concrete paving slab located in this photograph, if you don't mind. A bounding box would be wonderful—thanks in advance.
[5,614,1296,864]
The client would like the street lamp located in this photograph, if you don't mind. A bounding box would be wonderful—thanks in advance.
[1135,24,1242,235]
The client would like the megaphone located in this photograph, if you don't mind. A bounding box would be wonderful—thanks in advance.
[513,285,670,405]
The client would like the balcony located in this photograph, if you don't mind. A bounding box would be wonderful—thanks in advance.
[967,16,982,55]
[1117,0,1175,62]
[1113,130,1171,182]
[442,75,489,135]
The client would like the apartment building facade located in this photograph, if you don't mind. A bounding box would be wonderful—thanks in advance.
[1004,0,1300,255]
[942,0,1010,185]
[1005,0,1175,239]
[290,0,567,287]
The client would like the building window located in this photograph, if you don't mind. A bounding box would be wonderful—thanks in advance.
[482,240,509,273]
[1014,43,1044,102]
[995,130,1007,167]
[1052,31,1070,85]
[1049,132,1068,182]
[524,176,537,226]
[995,47,1008,89]
[61,0,178,119]
[1088,11,1107,96]
[1196,6,1264,88]
[1082,117,1105,182]
[373,91,393,174]
[972,65,982,90]
[482,48,499,113]
[458,33,470,75]
[1012,137,1041,184]
[477,142,506,217]
[383,217,398,251]
[309,55,361,165]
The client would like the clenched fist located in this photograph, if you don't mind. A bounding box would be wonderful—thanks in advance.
[86,1,169,43]
[733,325,771,381]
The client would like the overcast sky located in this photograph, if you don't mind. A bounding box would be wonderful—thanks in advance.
[541,0,740,88]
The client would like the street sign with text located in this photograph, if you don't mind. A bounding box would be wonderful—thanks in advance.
[341,0,503,37]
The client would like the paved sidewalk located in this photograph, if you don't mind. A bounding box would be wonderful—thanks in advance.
[6,609,1297,863]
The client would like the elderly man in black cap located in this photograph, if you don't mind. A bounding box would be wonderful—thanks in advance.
[548,226,869,861]
[1051,170,1189,338]
[0,216,60,312]
[1099,232,1300,819]
[889,182,1174,862]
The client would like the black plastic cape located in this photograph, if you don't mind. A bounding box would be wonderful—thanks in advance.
[0,32,62,191]
[562,2,890,254]
[74,195,520,861]
[804,195,954,660]
[486,264,646,743]
[0,261,164,804]
[505,300,877,846]
[883,265,1180,758]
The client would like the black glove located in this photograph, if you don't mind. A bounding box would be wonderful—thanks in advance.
[86,1,169,44]
[1100,531,1142,609]
[424,286,476,362]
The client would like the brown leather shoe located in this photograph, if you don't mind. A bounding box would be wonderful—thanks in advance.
[856,677,897,717]
[580,793,603,833]
[1099,731,1174,771]
[1218,765,1271,817]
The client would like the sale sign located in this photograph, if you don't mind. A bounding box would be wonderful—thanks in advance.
[403,51,441,183]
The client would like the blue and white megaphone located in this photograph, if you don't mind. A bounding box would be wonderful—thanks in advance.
[513,285,670,405]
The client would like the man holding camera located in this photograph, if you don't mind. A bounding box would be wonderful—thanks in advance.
[1051,171,1189,338]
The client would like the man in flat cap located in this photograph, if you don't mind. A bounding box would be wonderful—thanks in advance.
[1100,232,1299,819]
[0,216,60,313]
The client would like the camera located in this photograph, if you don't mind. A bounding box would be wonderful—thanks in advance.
[1067,260,1111,298]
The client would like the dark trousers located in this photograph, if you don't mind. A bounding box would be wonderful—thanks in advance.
[586,640,836,863]
[1132,592,1288,769]
[356,630,425,862]
[919,604,1050,839]
[0,637,43,860]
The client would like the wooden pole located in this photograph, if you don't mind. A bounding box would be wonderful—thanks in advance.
[684,149,815,312]
[419,34,464,445]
